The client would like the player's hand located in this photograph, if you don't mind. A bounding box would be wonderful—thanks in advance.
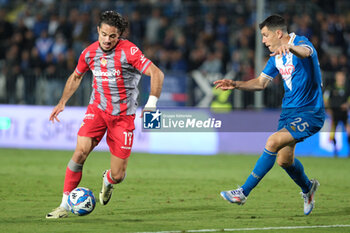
[270,44,292,56]
[213,79,236,90]
[140,107,156,118]
[49,103,65,123]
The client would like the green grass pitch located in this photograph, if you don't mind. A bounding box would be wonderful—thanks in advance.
[0,148,349,233]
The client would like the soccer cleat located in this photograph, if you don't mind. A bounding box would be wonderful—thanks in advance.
[220,187,247,205]
[301,179,320,215]
[99,170,114,205]
[46,206,69,219]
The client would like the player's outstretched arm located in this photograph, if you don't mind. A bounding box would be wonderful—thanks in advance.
[214,76,270,91]
[49,72,83,123]
[49,104,65,123]
[143,63,164,112]
[271,44,311,59]
[213,79,236,90]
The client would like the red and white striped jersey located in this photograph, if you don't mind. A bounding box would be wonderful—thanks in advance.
[74,39,152,115]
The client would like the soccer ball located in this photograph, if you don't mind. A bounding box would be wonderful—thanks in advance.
[68,187,96,216]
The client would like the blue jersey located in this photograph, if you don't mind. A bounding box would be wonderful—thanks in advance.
[261,33,324,109]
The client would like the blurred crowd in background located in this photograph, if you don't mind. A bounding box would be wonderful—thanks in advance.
[0,0,350,108]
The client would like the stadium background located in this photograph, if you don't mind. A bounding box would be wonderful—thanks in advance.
[1,0,350,156]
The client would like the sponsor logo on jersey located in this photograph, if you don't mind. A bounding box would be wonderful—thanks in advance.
[131,47,138,55]
[92,69,121,77]
[278,64,295,79]
[95,77,122,82]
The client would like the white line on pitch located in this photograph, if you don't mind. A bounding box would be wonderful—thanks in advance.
[135,224,350,233]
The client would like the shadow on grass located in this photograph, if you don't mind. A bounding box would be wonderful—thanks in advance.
[311,207,350,217]
[123,204,224,216]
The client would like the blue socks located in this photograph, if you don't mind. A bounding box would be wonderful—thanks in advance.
[240,149,312,196]
[283,158,312,193]
[241,148,277,197]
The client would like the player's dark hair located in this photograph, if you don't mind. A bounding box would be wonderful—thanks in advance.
[259,14,287,33]
[99,11,128,36]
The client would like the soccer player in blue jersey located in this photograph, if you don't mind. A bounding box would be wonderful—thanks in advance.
[214,15,325,215]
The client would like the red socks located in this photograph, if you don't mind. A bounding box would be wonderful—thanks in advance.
[106,169,118,184]
[63,159,83,194]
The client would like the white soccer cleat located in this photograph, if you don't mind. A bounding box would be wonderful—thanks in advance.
[220,187,247,205]
[99,170,114,205]
[301,179,320,215]
[46,206,69,219]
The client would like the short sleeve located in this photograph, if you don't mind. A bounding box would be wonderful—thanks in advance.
[261,57,279,80]
[124,43,152,74]
[74,49,89,75]
[295,38,315,57]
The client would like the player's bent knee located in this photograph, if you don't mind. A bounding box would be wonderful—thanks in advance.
[265,137,281,152]
[276,158,293,168]
[277,161,291,168]
[110,172,126,184]
[112,176,124,184]
[72,150,89,164]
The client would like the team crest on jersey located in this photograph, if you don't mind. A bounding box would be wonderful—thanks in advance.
[100,57,107,67]
[131,47,138,55]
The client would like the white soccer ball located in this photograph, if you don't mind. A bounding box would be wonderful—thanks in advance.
[68,187,96,216]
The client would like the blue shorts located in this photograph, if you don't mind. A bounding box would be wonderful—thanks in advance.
[277,107,325,142]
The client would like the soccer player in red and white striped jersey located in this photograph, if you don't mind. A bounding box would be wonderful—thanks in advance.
[46,11,164,219]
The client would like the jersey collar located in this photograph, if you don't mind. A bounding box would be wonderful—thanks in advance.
[288,33,296,45]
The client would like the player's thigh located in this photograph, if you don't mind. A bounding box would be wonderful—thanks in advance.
[266,128,295,152]
[277,142,296,168]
